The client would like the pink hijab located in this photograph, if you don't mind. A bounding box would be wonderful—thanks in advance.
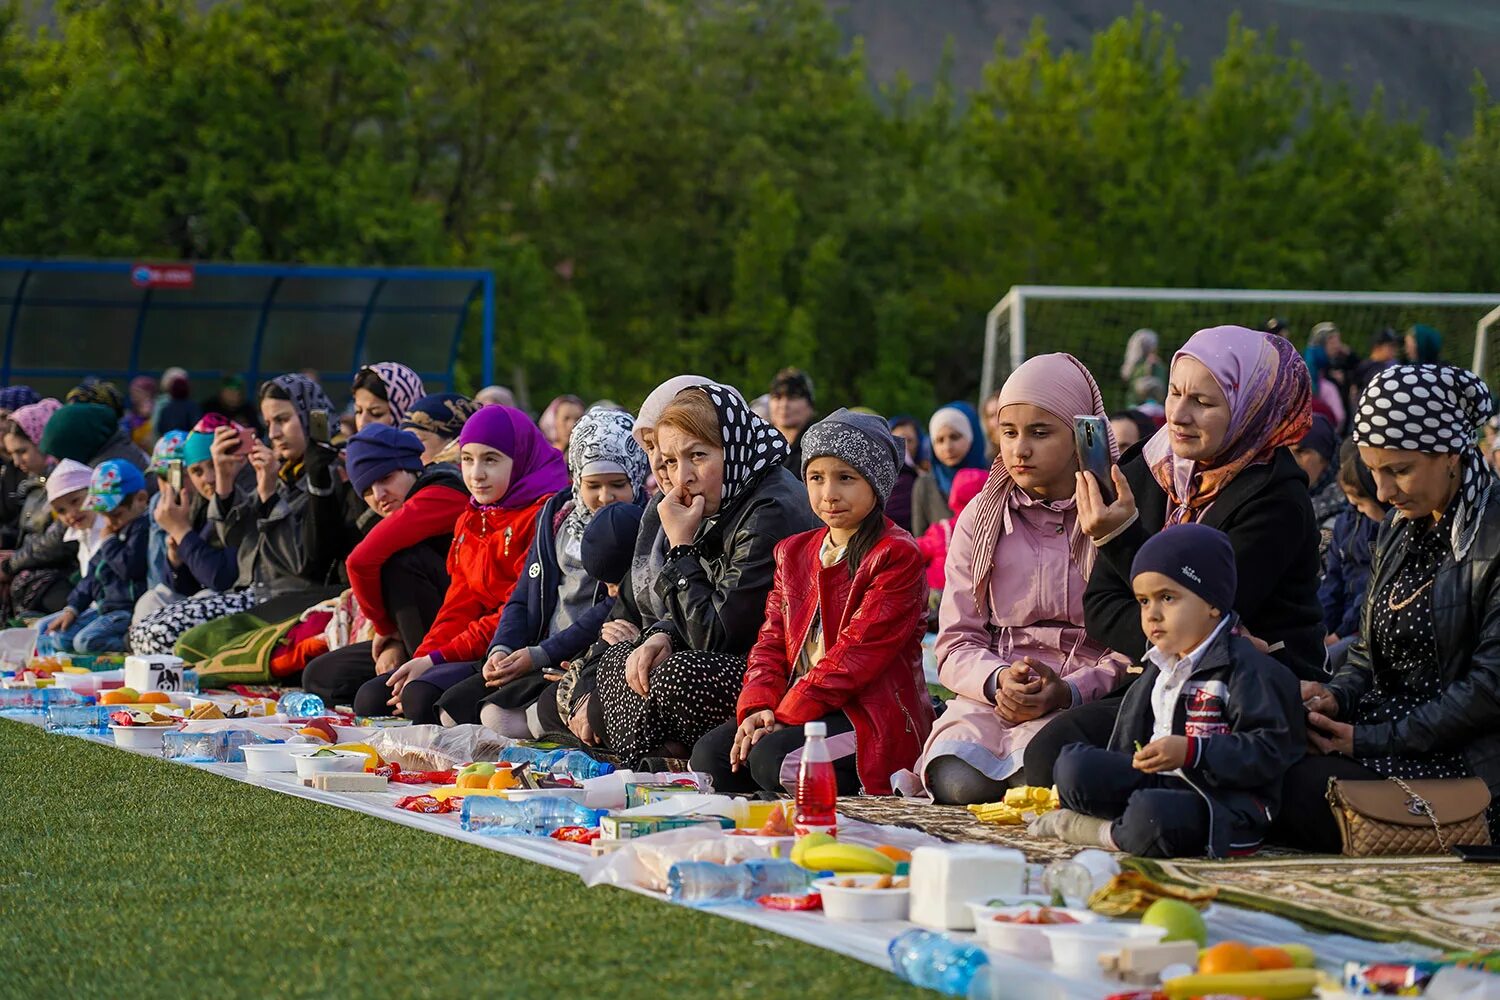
[1142,326,1311,525]
[10,398,61,446]
[968,353,1116,614]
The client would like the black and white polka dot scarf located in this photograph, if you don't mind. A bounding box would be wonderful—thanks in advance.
[691,383,790,510]
[1354,363,1497,559]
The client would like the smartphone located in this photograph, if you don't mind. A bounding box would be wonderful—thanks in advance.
[308,409,331,446]
[1073,415,1116,506]
[1454,845,1500,863]
[166,459,184,492]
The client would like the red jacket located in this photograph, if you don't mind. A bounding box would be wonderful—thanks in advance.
[418,498,546,664]
[738,519,934,795]
[345,476,469,637]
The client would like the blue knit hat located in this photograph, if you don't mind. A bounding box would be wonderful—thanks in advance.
[1129,522,1236,614]
[580,500,644,585]
[346,423,424,495]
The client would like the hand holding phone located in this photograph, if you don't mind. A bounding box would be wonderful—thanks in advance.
[166,459,184,492]
[1073,415,1117,506]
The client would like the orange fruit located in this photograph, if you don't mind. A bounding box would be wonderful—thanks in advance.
[487,768,518,791]
[458,773,490,790]
[874,845,911,863]
[1251,946,1295,970]
[139,692,170,704]
[1199,941,1260,976]
[101,689,138,705]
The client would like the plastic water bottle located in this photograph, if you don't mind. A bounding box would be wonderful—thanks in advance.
[498,745,614,781]
[45,704,113,734]
[460,796,603,836]
[276,691,326,719]
[667,862,754,906]
[742,859,813,896]
[794,721,838,836]
[888,930,990,996]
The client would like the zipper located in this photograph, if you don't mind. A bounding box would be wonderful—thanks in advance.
[898,700,916,734]
[504,525,513,556]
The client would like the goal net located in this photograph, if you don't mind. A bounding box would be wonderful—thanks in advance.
[981,286,1500,412]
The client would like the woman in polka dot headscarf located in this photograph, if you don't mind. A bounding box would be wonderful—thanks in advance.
[590,382,821,767]
[1286,363,1500,850]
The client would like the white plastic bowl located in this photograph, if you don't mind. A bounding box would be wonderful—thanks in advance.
[1040,922,1167,974]
[291,748,369,780]
[967,901,1100,959]
[814,875,910,922]
[110,724,172,750]
[240,743,308,774]
[496,786,588,803]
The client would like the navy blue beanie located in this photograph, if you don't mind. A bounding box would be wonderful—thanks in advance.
[346,423,425,495]
[1129,522,1237,614]
[581,501,645,585]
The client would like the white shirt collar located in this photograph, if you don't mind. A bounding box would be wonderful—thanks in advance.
[1143,615,1231,676]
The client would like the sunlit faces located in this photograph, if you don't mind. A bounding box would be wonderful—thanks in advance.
[552,400,584,449]
[804,456,877,536]
[1133,570,1222,659]
[1357,446,1460,520]
[1164,356,1231,463]
[1341,482,1387,524]
[186,458,217,500]
[654,423,726,517]
[261,398,307,463]
[3,431,47,477]
[353,387,394,431]
[997,404,1077,500]
[578,472,633,513]
[930,423,971,468]
[460,443,514,505]
[50,488,91,529]
[363,468,418,518]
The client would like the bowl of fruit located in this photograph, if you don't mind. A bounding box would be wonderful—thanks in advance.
[967,898,1101,958]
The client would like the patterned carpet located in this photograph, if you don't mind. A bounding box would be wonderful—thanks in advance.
[837,795,1500,950]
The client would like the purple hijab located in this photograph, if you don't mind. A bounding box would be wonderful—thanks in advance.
[457,404,569,509]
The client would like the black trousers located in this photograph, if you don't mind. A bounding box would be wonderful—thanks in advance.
[690,712,860,795]
[300,543,450,710]
[1054,744,1211,858]
[1022,690,1125,786]
[1268,753,1380,852]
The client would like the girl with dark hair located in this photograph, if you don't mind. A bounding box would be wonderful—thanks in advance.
[351,362,426,431]
[691,409,933,795]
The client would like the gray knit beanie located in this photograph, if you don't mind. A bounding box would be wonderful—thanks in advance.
[799,407,903,503]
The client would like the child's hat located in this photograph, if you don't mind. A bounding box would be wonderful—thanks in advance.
[148,430,187,476]
[45,458,93,502]
[1129,522,1236,614]
[800,407,903,504]
[581,501,644,586]
[85,459,147,513]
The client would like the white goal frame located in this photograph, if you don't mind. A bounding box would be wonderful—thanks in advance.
[981,285,1500,403]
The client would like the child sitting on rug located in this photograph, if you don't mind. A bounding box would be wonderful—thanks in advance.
[690,408,934,796]
[1031,523,1303,858]
[38,460,151,654]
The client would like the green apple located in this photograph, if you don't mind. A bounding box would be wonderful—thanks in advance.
[458,762,497,778]
[1141,898,1207,947]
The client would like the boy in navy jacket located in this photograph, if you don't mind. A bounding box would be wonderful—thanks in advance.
[41,460,151,654]
[1032,523,1304,858]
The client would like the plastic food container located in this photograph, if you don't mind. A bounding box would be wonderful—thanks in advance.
[110,724,172,750]
[291,748,369,780]
[813,875,911,922]
[1040,922,1167,974]
[238,743,307,773]
[966,900,1100,959]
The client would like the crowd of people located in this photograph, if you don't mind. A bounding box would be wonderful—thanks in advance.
[2,315,1497,859]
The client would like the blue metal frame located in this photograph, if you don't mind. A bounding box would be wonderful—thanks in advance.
[0,258,496,390]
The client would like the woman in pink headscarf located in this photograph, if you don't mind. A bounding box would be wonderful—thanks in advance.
[1022,326,1322,787]
[539,394,586,451]
[898,354,1132,803]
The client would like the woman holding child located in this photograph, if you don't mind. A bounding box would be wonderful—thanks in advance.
[1284,364,1500,850]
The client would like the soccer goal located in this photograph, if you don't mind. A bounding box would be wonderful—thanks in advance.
[981,286,1500,411]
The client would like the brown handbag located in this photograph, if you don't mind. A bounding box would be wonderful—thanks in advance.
[1326,776,1491,856]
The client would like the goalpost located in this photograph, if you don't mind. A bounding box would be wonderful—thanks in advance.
[981,286,1500,410]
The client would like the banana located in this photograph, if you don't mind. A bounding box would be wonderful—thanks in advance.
[790,833,837,867]
[1162,969,1319,1000]
[798,841,898,875]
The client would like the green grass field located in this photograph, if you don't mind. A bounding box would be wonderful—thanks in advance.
[0,720,929,999]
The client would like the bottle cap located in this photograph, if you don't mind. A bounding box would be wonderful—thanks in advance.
[805,721,826,737]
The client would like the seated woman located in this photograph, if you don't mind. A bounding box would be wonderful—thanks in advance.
[292,424,468,708]
[1024,326,1323,786]
[592,384,820,767]
[2,399,75,616]
[903,355,1133,803]
[400,393,481,465]
[352,405,568,722]
[128,375,352,654]
[911,402,987,538]
[691,409,933,795]
[1285,364,1500,850]
[435,407,649,732]
[351,362,426,431]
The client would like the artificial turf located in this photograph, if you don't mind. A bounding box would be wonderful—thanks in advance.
[0,719,931,999]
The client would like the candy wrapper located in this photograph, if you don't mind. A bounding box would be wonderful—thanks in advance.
[394,795,456,815]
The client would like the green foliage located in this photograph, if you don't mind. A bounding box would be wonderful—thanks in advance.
[0,0,1491,413]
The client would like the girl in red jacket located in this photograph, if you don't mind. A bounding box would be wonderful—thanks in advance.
[358,405,569,723]
[690,409,934,795]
